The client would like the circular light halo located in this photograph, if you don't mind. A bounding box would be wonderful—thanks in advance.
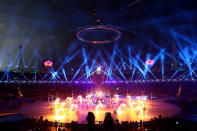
[76,25,121,44]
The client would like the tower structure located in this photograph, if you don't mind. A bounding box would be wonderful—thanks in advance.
[171,41,177,69]
[18,44,24,72]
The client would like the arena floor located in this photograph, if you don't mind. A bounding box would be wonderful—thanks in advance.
[18,96,181,123]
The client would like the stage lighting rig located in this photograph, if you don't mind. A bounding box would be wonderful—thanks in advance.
[75,5,123,44]
[76,25,121,44]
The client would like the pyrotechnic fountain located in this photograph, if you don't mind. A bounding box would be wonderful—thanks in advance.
[52,94,149,122]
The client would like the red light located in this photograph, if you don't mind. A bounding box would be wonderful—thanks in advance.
[145,59,154,65]
[43,60,53,67]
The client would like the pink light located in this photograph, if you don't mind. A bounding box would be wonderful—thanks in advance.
[44,60,53,67]
[145,59,154,65]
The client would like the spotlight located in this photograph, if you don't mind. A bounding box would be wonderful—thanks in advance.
[97,66,102,74]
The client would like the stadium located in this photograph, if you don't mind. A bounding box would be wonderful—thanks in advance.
[0,0,197,130]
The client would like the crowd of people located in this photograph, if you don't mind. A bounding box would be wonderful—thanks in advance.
[0,113,197,131]
[1,82,196,115]
[1,81,197,99]
[0,82,197,130]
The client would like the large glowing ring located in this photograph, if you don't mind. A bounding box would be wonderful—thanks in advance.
[76,25,121,44]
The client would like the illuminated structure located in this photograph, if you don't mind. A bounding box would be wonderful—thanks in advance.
[43,60,53,67]
[0,0,196,84]
[145,59,154,66]
[76,25,121,44]
[0,35,197,83]
[18,44,24,72]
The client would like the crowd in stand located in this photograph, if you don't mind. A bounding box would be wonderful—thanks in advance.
[2,82,196,114]
[0,113,197,131]
[1,82,197,130]
[1,81,197,99]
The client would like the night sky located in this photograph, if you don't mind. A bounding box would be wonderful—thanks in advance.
[0,0,196,69]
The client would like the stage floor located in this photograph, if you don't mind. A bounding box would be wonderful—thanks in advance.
[18,97,181,123]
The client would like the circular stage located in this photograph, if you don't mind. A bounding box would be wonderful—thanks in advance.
[18,95,181,123]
